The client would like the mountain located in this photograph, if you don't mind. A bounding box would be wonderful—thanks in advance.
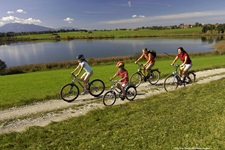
[0,23,55,33]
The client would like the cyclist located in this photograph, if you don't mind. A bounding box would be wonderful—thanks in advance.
[171,47,192,82]
[135,48,155,80]
[110,61,129,100]
[71,54,93,95]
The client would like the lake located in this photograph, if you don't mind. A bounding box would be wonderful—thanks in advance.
[0,37,221,67]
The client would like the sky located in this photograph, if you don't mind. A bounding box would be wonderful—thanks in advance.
[1,0,225,30]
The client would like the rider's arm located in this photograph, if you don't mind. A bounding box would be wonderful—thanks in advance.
[71,64,80,74]
[76,63,84,76]
[181,56,188,66]
[135,54,144,64]
[171,56,178,65]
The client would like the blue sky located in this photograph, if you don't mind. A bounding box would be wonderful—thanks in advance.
[1,0,225,30]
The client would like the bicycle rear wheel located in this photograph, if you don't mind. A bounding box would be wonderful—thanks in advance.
[60,83,79,102]
[130,72,142,87]
[187,72,196,84]
[148,70,160,85]
[125,85,137,101]
[163,75,178,92]
[102,91,116,106]
[89,79,105,97]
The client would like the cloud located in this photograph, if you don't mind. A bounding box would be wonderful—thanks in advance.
[1,15,41,24]
[64,17,74,23]
[16,9,27,14]
[101,10,225,25]
[7,11,14,14]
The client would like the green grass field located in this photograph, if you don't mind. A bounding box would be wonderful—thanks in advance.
[0,72,225,149]
[16,27,203,40]
[0,54,225,110]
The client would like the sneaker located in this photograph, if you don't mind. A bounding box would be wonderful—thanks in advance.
[120,95,125,100]
[81,90,89,95]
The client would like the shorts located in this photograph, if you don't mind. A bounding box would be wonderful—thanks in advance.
[81,71,93,81]
[118,81,128,88]
[181,63,192,71]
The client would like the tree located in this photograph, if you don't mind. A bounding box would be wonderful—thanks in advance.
[0,59,7,75]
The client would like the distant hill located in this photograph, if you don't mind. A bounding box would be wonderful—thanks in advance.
[0,23,55,33]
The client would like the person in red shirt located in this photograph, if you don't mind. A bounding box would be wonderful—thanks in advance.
[135,48,155,77]
[110,61,129,100]
[171,47,192,82]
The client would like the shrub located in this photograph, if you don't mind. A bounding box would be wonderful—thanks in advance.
[0,59,7,75]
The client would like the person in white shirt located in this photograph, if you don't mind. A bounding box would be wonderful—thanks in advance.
[71,54,93,95]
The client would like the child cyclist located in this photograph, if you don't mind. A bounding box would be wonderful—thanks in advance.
[71,54,93,95]
[110,61,129,100]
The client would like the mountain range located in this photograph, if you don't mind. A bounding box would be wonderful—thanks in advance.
[0,23,78,33]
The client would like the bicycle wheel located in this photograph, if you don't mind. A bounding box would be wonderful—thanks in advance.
[130,72,142,87]
[89,79,105,97]
[102,91,116,106]
[148,70,160,85]
[125,85,137,101]
[60,83,79,102]
[187,72,196,84]
[164,74,179,92]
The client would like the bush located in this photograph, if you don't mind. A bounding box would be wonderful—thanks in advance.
[0,59,7,75]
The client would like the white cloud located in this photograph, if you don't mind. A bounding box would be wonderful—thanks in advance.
[102,10,225,25]
[1,15,41,24]
[7,11,14,14]
[16,9,27,14]
[64,17,74,23]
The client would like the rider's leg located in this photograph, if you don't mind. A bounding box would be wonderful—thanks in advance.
[81,71,93,91]
[183,64,192,82]
[146,63,154,78]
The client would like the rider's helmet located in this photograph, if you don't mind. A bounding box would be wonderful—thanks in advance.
[76,54,85,60]
[116,61,124,68]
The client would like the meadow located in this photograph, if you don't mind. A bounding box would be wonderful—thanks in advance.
[0,59,225,149]
[15,27,204,40]
[0,54,225,110]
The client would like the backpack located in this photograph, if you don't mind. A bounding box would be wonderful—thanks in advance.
[148,50,157,58]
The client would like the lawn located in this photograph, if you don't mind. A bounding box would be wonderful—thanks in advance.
[0,77,225,149]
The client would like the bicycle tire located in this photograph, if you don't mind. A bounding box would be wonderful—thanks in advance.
[125,85,137,101]
[130,72,142,87]
[148,70,160,85]
[102,91,116,106]
[164,74,179,92]
[60,83,79,102]
[89,79,105,97]
[187,72,196,84]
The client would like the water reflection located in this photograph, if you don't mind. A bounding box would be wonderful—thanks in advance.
[0,37,221,67]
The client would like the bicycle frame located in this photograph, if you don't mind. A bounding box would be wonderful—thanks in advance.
[71,74,84,88]
[136,63,159,77]
[110,80,123,94]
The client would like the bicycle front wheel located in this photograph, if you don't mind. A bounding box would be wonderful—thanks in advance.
[130,72,142,87]
[60,83,79,102]
[102,91,116,106]
[89,79,105,97]
[125,85,137,101]
[163,75,178,92]
[148,70,160,85]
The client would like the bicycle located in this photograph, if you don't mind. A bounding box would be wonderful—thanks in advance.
[163,64,196,92]
[102,79,137,106]
[60,74,105,102]
[130,63,160,87]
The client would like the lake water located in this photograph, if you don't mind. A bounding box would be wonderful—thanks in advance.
[0,37,221,67]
